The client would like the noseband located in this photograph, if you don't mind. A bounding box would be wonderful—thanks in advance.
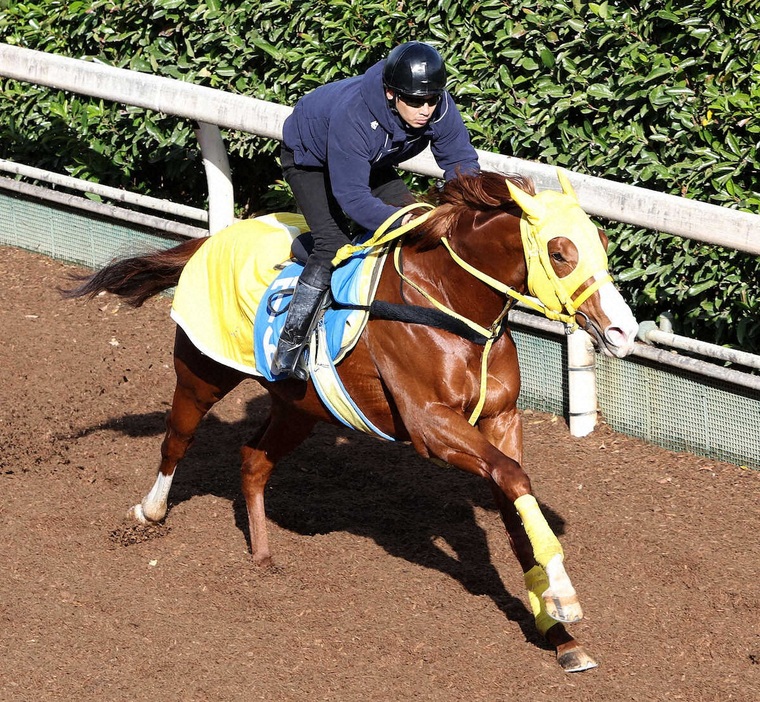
[574,309,607,348]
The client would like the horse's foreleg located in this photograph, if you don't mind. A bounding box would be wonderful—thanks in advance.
[240,402,316,567]
[511,493,583,624]
[489,482,596,672]
[524,565,598,672]
[480,412,595,671]
[475,410,582,623]
[438,446,584,624]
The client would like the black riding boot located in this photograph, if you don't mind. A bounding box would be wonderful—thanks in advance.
[271,279,326,380]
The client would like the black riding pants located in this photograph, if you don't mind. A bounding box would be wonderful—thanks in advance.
[280,145,415,288]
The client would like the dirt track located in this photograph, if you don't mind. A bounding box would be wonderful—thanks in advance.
[2,245,759,701]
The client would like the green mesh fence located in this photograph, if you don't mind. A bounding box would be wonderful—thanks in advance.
[0,189,180,268]
[2,187,758,470]
[598,355,759,469]
[513,327,566,417]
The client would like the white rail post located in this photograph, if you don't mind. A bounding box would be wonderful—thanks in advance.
[567,329,598,437]
[194,121,234,234]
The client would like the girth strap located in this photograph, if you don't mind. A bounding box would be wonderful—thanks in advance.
[335,299,509,346]
[390,241,513,426]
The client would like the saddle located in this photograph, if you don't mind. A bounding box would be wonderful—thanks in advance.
[170,213,392,437]
[252,231,389,382]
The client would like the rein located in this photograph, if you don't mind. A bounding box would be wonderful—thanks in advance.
[440,238,610,329]
[332,206,513,426]
[389,235,606,425]
[331,186,610,427]
[441,238,577,326]
[391,238,513,427]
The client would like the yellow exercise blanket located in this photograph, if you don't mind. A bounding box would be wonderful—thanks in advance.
[170,213,309,374]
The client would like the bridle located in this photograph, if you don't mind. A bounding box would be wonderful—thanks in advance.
[332,171,614,424]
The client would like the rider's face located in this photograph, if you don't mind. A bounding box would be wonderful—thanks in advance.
[387,89,439,129]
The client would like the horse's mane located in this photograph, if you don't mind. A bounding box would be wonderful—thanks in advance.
[409,171,535,250]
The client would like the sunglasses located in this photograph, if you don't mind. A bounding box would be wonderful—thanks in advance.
[397,93,441,109]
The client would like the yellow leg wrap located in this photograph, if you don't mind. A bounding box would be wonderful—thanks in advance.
[524,565,557,636]
[514,494,564,568]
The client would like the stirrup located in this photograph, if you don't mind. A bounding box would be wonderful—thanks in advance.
[272,335,309,379]
[271,285,331,381]
[274,346,310,381]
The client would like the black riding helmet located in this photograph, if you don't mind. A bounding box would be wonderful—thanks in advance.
[383,42,446,97]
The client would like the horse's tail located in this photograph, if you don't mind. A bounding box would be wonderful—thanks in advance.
[61,237,208,307]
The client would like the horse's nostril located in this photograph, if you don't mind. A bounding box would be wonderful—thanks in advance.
[604,325,637,356]
[606,327,626,345]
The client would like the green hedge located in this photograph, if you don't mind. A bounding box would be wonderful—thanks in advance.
[1,0,759,351]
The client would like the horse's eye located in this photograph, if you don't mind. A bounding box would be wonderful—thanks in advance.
[551,252,564,262]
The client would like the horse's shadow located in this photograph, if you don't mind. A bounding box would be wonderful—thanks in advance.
[94,389,568,649]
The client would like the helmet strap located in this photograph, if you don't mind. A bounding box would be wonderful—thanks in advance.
[386,90,402,118]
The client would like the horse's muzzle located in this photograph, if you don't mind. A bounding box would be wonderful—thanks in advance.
[576,310,637,359]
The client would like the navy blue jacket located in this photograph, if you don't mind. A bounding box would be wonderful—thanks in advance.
[282,60,480,233]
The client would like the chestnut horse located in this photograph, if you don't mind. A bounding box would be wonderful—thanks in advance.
[66,170,638,672]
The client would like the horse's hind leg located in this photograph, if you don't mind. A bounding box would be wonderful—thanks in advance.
[240,400,316,566]
[131,328,244,524]
[130,381,208,523]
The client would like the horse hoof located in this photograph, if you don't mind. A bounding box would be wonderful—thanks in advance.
[253,552,273,568]
[557,646,598,673]
[128,503,149,525]
[543,589,584,623]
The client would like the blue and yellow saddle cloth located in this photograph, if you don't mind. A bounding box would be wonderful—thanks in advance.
[170,213,388,380]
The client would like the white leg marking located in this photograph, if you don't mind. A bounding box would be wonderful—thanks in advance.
[545,553,577,598]
[130,472,174,523]
[543,553,584,623]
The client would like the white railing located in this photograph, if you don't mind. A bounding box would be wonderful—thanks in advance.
[2,43,759,252]
[1,43,759,437]
[0,158,208,224]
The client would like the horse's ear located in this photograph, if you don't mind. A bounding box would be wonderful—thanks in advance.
[556,168,578,202]
[506,178,545,219]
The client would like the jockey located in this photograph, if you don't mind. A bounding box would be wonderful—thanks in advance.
[272,41,480,379]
